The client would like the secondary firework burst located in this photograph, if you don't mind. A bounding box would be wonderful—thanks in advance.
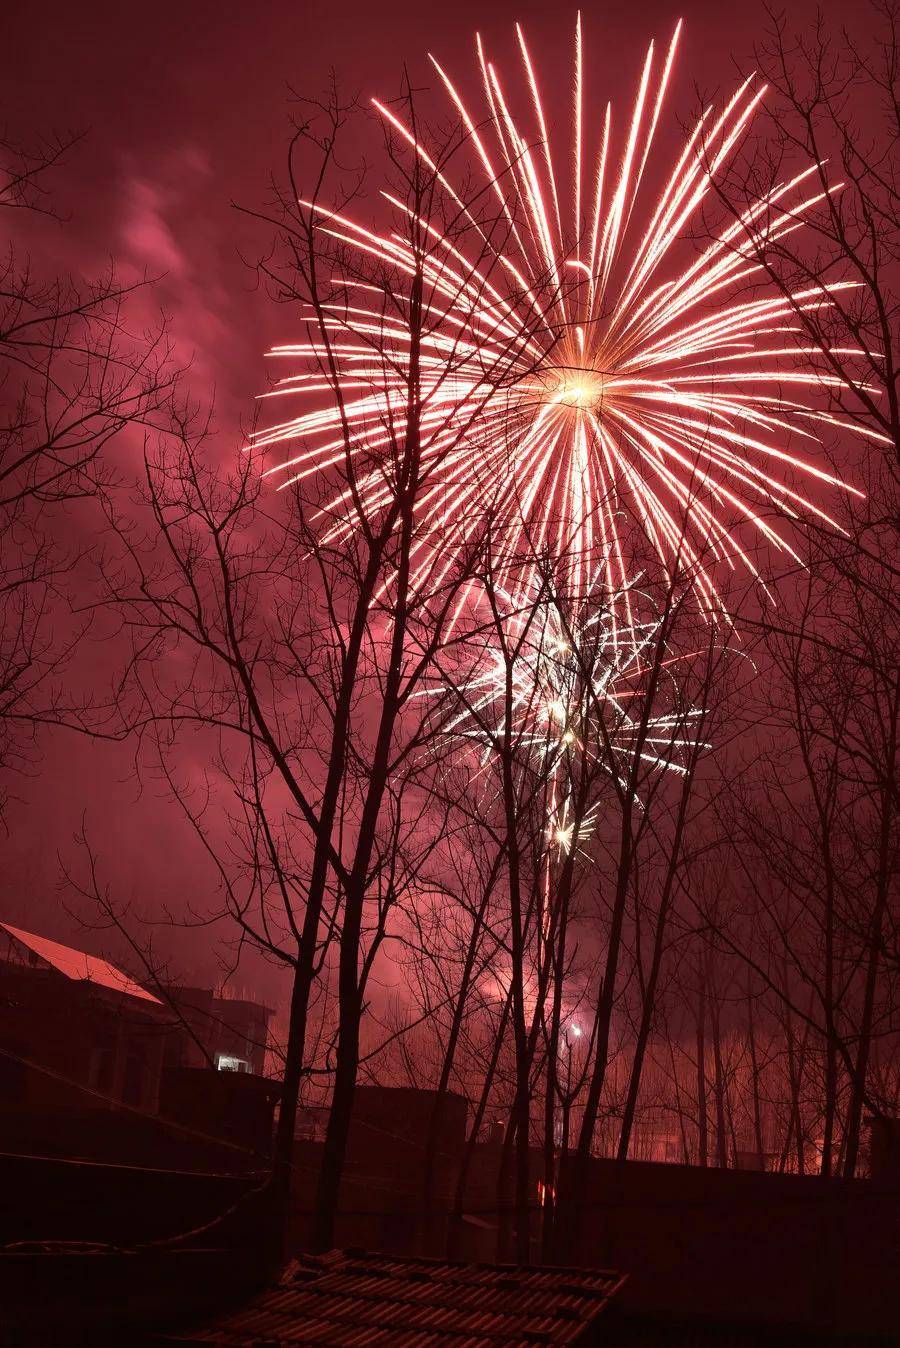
[422,570,707,856]
[255,14,866,620]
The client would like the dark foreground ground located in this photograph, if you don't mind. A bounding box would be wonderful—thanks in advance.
[136,1311,900,1347]
[2,1242,894,1346]
[598,1312,892,1347]
[4,1294,893,1345]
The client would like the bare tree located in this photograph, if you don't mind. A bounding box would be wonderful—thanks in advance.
[695,0,900,1180]
[0,128,175,815]
[412,538,730,1260]
[554,567,727,1246]
[95,82,544,1254]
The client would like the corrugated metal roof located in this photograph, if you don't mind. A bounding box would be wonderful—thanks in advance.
[0,922,161,1004]
[168,1249,625,1345]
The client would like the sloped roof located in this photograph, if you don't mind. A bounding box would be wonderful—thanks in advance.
[0,922,161,1004]
[168,1248,625,1345]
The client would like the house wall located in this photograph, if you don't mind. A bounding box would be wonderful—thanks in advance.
[0,962,166,1114]
[162,987,271,1076]
[0,1150,266,1248]
[568,1154,898,1336]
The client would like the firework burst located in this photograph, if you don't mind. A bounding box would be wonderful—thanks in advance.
[255,15,865,621]
[422,570,707,856]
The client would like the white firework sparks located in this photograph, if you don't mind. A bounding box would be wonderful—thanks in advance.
[424,571,707,854]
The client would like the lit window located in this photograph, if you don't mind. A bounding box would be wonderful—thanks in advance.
[216,1054,250,1073]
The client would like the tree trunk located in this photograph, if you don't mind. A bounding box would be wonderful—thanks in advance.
[696,978,708,1168]
[447,988,512,1259]
[746,985,766,1170]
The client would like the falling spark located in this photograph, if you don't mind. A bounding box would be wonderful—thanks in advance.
[254,16,869,620]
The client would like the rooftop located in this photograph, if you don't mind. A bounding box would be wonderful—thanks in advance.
[0,922,161,1005]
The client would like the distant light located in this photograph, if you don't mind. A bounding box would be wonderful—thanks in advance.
[571,1023,582,1038]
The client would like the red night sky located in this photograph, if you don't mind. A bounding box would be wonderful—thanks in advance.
[0,0,865,990]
